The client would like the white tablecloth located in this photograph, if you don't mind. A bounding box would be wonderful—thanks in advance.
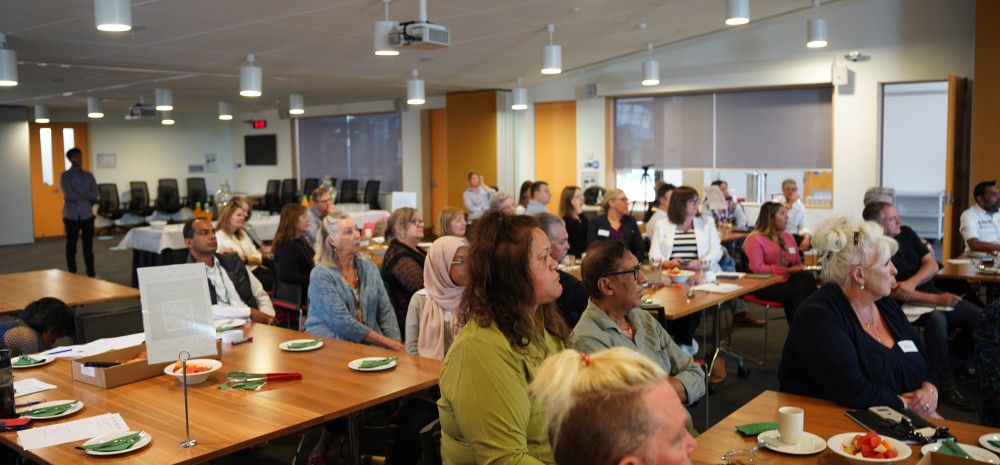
[114,210,389,253]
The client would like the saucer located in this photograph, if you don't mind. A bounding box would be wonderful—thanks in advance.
[757,429,826,455]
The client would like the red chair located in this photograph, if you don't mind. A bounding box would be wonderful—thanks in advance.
[736,293,784,365]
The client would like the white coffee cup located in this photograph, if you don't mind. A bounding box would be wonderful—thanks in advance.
[778,406,804,445]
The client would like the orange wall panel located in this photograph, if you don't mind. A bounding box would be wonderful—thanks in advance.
[534,101,577,214]
[430,109,448,235]
[445,91,497,216]
[971,1,1000,195]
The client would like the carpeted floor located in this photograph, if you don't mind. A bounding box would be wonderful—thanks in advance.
[0,233,983,464]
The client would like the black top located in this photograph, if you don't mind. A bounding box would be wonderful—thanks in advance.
[380,240,427,333]
[564,214,590,257]
[273,238,314,286]
[587,213,646,261]
[779,282,933,410]
[891,225,937,293]
[556,270,589,329]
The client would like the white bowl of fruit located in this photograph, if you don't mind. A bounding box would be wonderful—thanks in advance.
[163,359,221,385]
[664,268,696,284]
[827,431,911,464]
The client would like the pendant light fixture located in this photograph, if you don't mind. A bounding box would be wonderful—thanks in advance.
[240,54,262,97]
[724,0,750,26]
[373,0,399,56]
[641,43,659,86]
[406,69,425,105]
[289,94,305,115]
[34,105,50,123]
[218,101,233,120]
[806,0,828,48]
[154,87,173,111]
[87,97,104,118]
[161,111,175,125]
[94,0,132,32]
[541,24,561,75]
[0,33,17,87]
[511,79,528,111]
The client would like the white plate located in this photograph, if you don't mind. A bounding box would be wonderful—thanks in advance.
[11,355,55,369]
[922,442,1000,463]
[17,400,83,420]
[757,429,826,455]
[981,434,1000,454]
[279,339,325,352]
[81,430,152,456]
[348,357,397,372]
[214,318,247,329]
[827,432,912,463]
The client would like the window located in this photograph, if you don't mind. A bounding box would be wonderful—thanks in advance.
[39,127,53,185]
[62,128,75,171]
[297,112,402,192]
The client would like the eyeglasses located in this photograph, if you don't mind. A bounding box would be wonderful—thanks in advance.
[409,218,425,225]
[602,265,641,281]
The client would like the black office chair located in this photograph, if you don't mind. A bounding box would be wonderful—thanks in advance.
[302,178,320,196]
[74,299,144,344]
[363,180,381,210]
[186,177,208,209]
[264,179,282,213]
[280,178,299,205]
[339,179,360,203]
[155,179,183,215]
[128,181,156,217]
[583,186,606,206]
[271,266,308,331]
[97,183,126,222]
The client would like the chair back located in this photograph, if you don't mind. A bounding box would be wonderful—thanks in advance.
[302,178,320,195]
[583,186,605,206]
[280,178,299,205]
[128,181,154,215]
[157,178,182,213]
[186,177,207,207]
[419,419,443,465]
[74,299,144,344]
[265,179,282,212]
[339,179,360,203]
[97,183,120,215]
[363,180,381,209]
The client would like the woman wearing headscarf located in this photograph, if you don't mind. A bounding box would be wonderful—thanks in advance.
[404,235,468,359]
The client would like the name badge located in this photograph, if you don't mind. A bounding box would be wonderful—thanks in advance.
[897,340,919,353]
[598,229,610,237]
[788,247,796,254]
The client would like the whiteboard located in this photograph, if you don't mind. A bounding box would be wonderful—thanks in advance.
[881,81,948,193]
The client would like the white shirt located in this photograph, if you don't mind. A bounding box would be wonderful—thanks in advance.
[648,215,723,271]
[204,256,275,320]
[525,200,548,215]
[646,209,668,240]
[216,230,263,271]
[784,199,810,236]
[959,204,1000,252]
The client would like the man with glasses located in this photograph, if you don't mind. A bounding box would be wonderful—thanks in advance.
[781,178,811,250]
[864,201,979,410]
[304,186,334,246]
[571,240,705,414]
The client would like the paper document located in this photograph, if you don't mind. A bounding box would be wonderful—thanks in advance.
[17,413,130,450]
[705,186,727,210]
[13,378,57,398]
[691,283,742,294]
[138,263,217,364]
[715,271,746,279]
[947,259,972,265]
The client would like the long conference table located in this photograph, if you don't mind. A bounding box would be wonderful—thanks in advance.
[693,390,998,465]
[0,324,441,465]
[0,269,140,315]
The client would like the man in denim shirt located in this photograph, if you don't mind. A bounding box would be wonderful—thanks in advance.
[60,147,99,277]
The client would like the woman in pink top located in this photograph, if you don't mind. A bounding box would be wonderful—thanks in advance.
[742,202,817,323]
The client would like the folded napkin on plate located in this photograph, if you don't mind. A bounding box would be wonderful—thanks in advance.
[19,401,77,417]
[359,357,397,369]
[219,380,265,391]
[937,439,973,459]
[287,339,323,349]
[75,431,142,452]
[13,355,43,366]
[735,422,778,436]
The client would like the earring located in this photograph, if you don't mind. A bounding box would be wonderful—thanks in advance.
[859,282,865,290]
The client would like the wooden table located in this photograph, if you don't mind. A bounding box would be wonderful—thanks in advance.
[692,390,998,465]
[0,269,140,314]
[937,260,1000,284]
[644,273,784,321]
[0,324,441,464]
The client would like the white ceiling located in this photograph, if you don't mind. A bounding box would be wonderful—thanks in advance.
[0,0,818,114]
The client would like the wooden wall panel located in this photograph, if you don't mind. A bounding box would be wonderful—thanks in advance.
[971,2,1000,195]
[445,92,497,216]
[534,101,577,214]
[429,109,448,235]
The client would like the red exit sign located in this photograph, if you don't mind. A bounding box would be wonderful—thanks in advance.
[250,120,267,129]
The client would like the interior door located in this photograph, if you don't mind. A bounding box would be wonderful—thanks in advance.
[28,122,90,239]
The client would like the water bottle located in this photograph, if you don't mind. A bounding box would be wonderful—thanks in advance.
[0,350,15,418]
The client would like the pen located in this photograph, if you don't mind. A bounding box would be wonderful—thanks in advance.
[231,337,254,346]
[46,348,72,355]
[14,401,41,408]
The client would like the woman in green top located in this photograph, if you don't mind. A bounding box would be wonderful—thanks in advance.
[439,211,570,465]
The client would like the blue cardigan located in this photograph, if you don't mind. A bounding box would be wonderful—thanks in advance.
[305,257,401,344]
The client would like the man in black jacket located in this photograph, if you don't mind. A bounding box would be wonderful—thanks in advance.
[536,213,588,328]
[183,218,276,324]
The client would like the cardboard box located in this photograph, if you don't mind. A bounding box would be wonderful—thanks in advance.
[916,451,983,465]
[72,341,221,389]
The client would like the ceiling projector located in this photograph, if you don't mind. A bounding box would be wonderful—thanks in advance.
[389,21,450,49]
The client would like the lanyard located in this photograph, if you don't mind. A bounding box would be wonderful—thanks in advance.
[207,262,233,305]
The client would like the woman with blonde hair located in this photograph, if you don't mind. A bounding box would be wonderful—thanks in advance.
[587,188,645,261]
[779,217,940,418]
[529,348,697,465]
[381,207,427,335]
[216,199,272,288]
[438,207,467,238]
[559,186,589,257]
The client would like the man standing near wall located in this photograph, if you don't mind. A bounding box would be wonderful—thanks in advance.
[463,171,494,220]
[60,147,99,277]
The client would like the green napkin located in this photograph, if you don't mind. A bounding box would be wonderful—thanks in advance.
[359,356,397,369]
[13,355,43,366]
[75,432,142,452]
[746,274,773,279]
[735,422,778,436]
[19,401,77,417]
[215,325,239,333]
[287,339,323,349]
[219,380,265,391]
[989,439,1000,449]
[937,439,973,459]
